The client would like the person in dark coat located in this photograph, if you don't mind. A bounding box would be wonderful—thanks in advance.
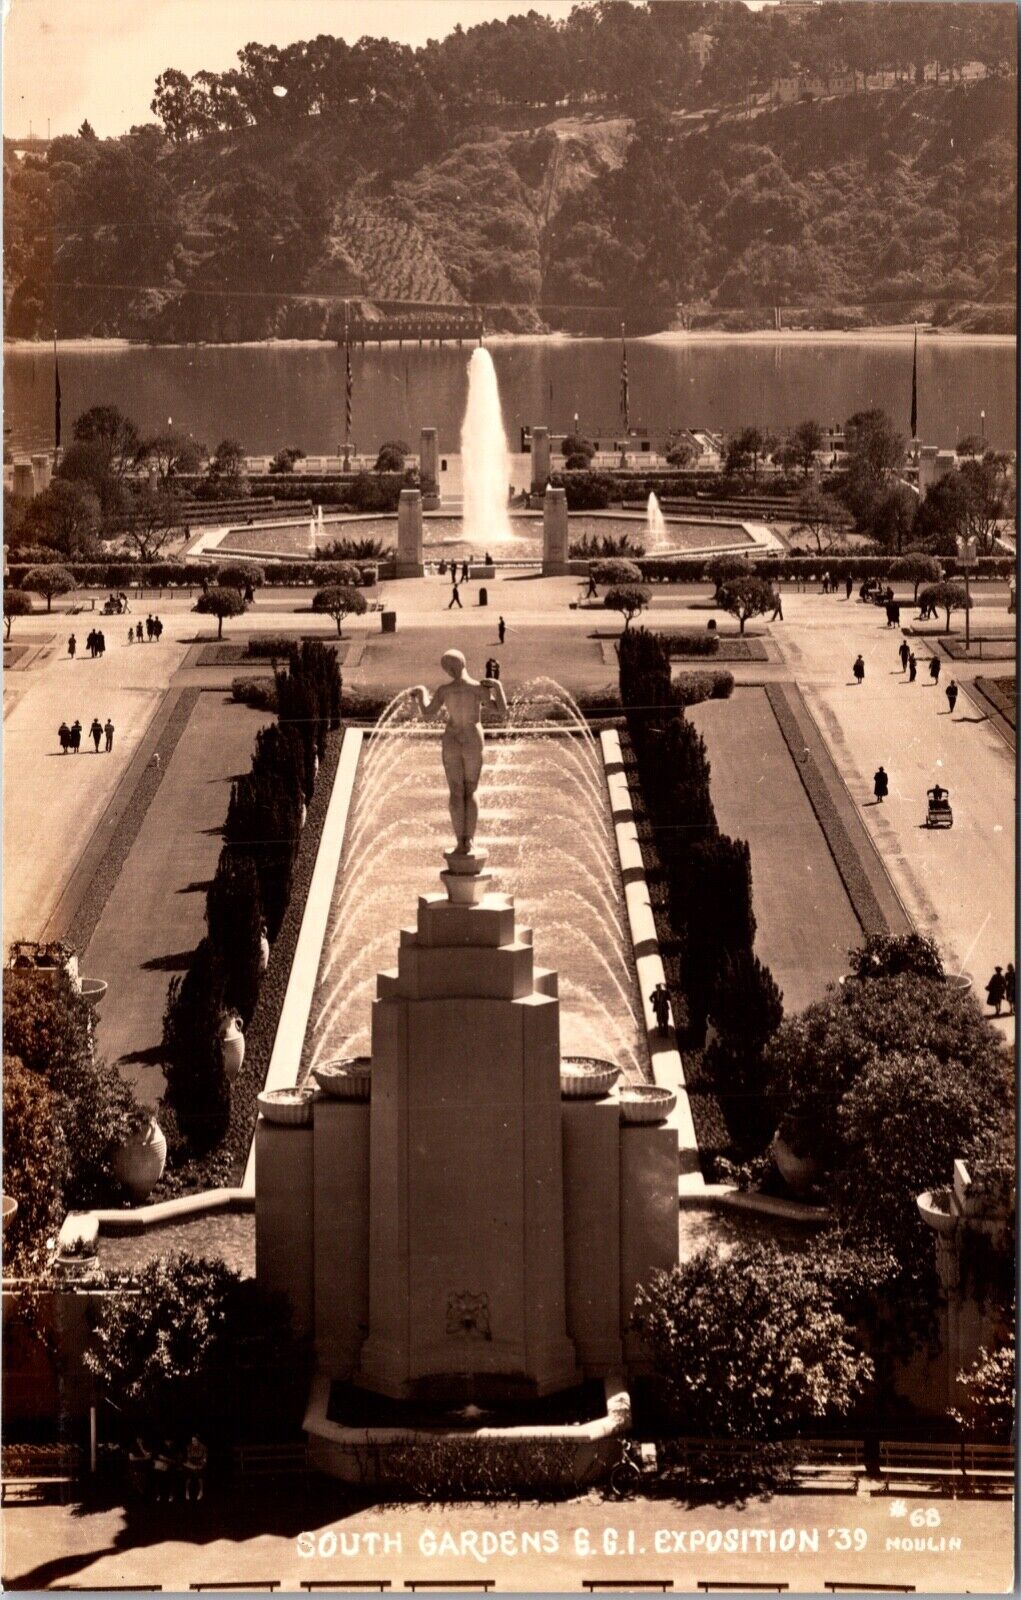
[498,616,506,645]
[908,652,918,682]
[104,718,115,752]
[899,640,910,672]
[650,982,672,1032]
[136,620,144,643]
[67,634,76,658]
[985,966,1006,1016]
[70,719,82,753]
[1004,963,1016,1015]
[461,559,470,583]
[58,721,71,753]
[928,655,941,684]
[845,575,853,599]
[447,581,462,610]
[96,630,106,656]
[873,766,889,803]
[90,717,103,753]
[154,617,163,642]
[945,680,959,714]
[852,654,865,684]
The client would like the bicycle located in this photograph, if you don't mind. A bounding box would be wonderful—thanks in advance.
[606,1437,645,1500]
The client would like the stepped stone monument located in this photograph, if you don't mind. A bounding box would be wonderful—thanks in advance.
[530,424,551,493]
[396,487,425,577]
[542,484,569,576]
[420,426,440,509]
[255,650,678,1465]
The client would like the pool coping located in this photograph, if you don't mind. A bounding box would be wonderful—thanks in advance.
[599,727,707,1201]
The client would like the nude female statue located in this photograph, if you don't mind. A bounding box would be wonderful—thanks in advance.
[409,650,508,853]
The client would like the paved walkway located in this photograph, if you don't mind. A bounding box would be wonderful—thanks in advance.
[3,1486,1012,1594]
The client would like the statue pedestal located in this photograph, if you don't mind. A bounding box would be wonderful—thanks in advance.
[357,859,578,1402]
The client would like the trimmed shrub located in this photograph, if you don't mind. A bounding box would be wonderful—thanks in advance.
[603,584,649,630]
[706,949,784,1152]
[216,560,265,590]
[195,585,245,638]
[224,774,300,939]
[549,470,615,510]
[206,850,264,1024]
[673,669,734,706]
[591,557,643,589]
[2,1054,69,1271]
[161,938,230,1152]
[23,565,74,611]
[230,676,278,712]
[245,635,294,658]
[658,630,721,657]
[312,584,368,635]
[4,588,33,637]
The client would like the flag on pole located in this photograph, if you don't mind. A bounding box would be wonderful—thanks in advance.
[619,322,630,436]
[343,304,352,466]
[53,330,61,450]
[910,322,918,439]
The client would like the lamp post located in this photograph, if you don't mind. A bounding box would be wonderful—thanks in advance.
[980,410,986,446]
[959,535,977,652]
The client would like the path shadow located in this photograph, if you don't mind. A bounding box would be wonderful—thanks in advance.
[177,879,213,895]
[141,950,194,973]
[956,714,989,724]
[199,824,225,837]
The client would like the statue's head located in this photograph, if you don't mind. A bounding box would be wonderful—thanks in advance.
[440,649,466,680]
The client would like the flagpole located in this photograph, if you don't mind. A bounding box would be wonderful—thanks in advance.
[910,321,918,444]
[343,301,352,471]
[53,327,61,457]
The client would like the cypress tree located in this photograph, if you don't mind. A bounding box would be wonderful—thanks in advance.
[206,848,264,1023]
[162,938,230,1153]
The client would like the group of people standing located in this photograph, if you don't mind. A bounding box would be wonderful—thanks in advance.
[985,964,1016,1017]
[58,717,114,754]
[68,630,108,660]
[129,614,164,644]
[126,1434,207,1503]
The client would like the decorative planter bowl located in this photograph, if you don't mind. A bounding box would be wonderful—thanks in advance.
[619,1086,676,1125]
[113,1118,168,1201]
[219,1016,245,1083]
[79,978,108,1007]
[772,1131,821,1196]
[257,1086,316,1125]
[2,1195,18,1231]
[945,971,973,995]
[560,1057,620,1099]
[917,1187,958,1235]
[258,932,270,973]
[313,1057,372,1100]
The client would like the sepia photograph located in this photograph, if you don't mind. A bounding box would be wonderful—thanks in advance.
[1,0,1016,1593]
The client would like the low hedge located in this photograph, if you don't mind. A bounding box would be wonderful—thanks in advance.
[657,631,721,657]
[636,555,1014,584]
[231,677,279,712]
[673,669,735,706]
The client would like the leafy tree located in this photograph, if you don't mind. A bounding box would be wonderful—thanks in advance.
[913,470,972,554]
[374,440,409,472]
[847,932,945,982]
[22,565,74,613]
[726,426,773,482]
[2,1055,69,1272]
[72,405,141,477]
[224,774,300,938]
[269,446,305,473]
[953,1336,1015,1440]
[3,589,33,638]
[888,553,943,600]
[141,430,207,484]
[3,967,140,1205]
[957,455,1014,554]
[633,1245,874,1439]
[716,574,774,634]
[196,585,245,638]
[216,561,265,591]
[560,432,594,461]
[791,486,843,553]
[706,949,784,1150]
[206,850,264,1024]
[604,585,649,631]
[208,438,247,489]
[84,1252,307,1444]
[312,584,367,637]
[666,437,697,468]
[870,483,918,554]
[122,484,183,561]
[918,579,971,633]
[706,553,752,594]
[21,481,101,558]
[786,418,825,478]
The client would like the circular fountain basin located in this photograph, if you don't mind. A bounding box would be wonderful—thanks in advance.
[257,1086,317,1125]
[559,1056,620,1098]
[313,1057,371,1100]
[619,1085,676,1124]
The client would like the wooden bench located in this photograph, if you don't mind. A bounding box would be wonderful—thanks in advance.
[962,1441,1014,1492]
[231,1443,309,1482]
[2,1445,82,1505]
[825,1584,914,1593]
[405,1583,495,1593]
[189,1585,280,1593]
[584,1582,673,1592]
[793,1438,867,1492]
[878,1440,963,1490]
[697,1583,788,1593]
[300,1584,391,1593]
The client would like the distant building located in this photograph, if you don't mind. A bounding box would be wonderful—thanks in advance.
[688,29,714,69]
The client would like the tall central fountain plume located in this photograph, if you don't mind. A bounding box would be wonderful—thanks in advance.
[461,347,513,543]
[646,491,669,553]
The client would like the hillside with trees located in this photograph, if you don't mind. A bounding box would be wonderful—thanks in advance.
[4,1,1015,340]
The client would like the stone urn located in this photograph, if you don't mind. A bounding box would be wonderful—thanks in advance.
[772,1124,821,1196]
[258,927,270,974]
[916,1186,957,1235]
[219,1014,245,1082]
[113,1116,167,1202]
[299,800,308,829]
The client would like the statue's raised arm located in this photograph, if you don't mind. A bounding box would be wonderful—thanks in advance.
[408,650,502,854]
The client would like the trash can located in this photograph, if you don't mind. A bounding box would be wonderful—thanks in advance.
[479,587,488,607]
[381,611,396,633]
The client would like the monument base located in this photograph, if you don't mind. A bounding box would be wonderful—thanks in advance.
[395,561,425,579]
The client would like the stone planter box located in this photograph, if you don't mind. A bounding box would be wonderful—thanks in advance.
[917,1187,957,1235]
[313,1058,371,1100]
[620,1086,676,1124]
[257,1086,317,1125]
[560,1056,619,1099]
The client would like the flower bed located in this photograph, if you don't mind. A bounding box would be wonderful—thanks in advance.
[155,731,343,1196]
[66,690,200,956]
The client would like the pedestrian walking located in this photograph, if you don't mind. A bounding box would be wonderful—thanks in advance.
[899,640,910,672]
[928,655,941,684]
[136,620,144,643]
[845,575,853,600]
[448,581,462,610]
[146,614,154,641]
[183,1435,207,1502]
[985,966,1006,1017]
[770,588,783,620]
[96,630,106,657]
[650,982,671,1032]
[104,718,115,752]
[439,558,447,576]
[461,559,470,583]
[873,765,889,803]
[90,717,103,753]
[67,634,76,659]
[58,721,70,754]
[821,571,830,594]
[585,571,598,599]
[128,626,134,646]
[852,654,865,685]
[86,629,96,658]
[1004,963,1016,1015]
[945,680,959,714]
[498,615,506,645]
[70,719,82,753]
[154,616,163,642]
[908,652,917,682]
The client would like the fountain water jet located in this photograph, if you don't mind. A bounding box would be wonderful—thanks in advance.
[461,347,514,544]
[646,491,669,553]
